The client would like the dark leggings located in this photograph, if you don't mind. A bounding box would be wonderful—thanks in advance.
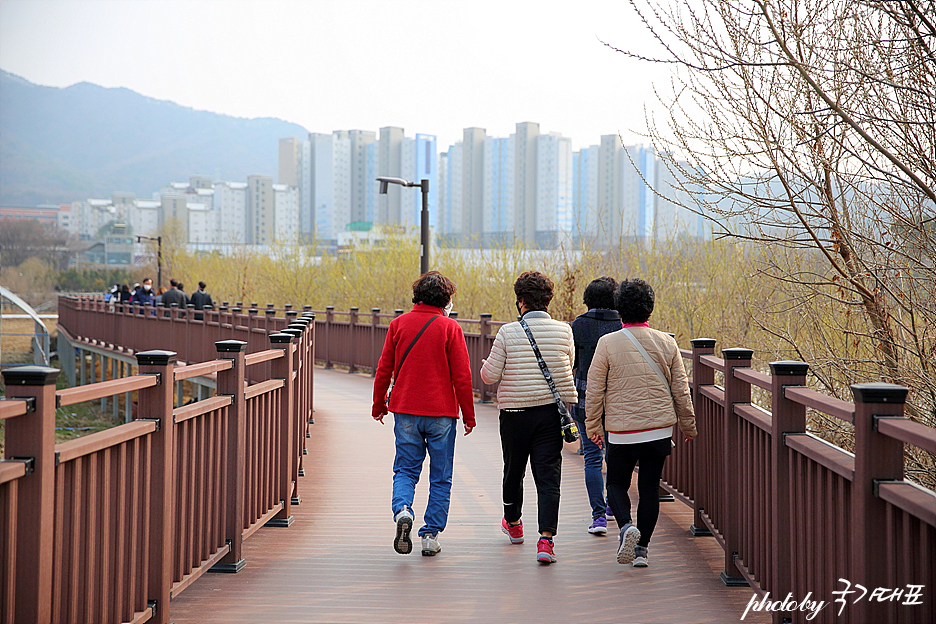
[605,438,670,547]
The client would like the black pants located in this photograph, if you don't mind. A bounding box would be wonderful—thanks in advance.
[499,403,563,535]
[606,438,670,547]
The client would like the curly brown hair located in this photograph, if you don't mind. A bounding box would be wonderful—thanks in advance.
[514,271,554,311]
[412,271,456,308]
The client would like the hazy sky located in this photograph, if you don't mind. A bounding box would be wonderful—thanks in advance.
[0,0,670,151]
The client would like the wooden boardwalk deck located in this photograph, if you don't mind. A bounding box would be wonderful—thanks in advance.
[169,367,767,624]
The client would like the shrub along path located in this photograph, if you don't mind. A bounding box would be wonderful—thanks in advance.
[169,367,768,624]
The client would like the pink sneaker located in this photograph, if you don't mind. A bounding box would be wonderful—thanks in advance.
[536,537,556,563]
[501,517,524,544]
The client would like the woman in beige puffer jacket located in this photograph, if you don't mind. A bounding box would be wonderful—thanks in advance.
[480,271,576,565]
[585,278,697,569]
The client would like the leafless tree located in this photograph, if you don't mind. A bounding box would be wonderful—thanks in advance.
[608,0,935,477]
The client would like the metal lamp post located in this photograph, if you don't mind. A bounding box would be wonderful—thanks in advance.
[136,235,163,289]
[376,176,430,276]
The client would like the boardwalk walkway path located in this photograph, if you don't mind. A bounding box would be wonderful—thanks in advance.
[169,367,767,624]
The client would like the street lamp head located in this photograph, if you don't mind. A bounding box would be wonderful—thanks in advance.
[376,176,413,194]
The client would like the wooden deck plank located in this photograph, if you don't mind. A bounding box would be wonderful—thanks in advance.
[169,367,768,623]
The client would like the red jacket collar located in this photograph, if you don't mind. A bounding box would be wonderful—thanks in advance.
[412,303,445,315]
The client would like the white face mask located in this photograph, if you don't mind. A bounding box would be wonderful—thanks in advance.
[143,284,152,291]
[444,301,453,317]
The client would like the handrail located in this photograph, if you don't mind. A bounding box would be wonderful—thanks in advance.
[245,379,285,400]
[0,398,29,420]
[55,419,158,464]
[876,417,936,455]
[733,367,771,390]
[700,354,725,372]
[173,395,233,424]
[784,433,855,480]
[245,349,285,367]
[783,386,855,423]
[174,359,234,381]
[57,375,158,407]
[0,461,27,485]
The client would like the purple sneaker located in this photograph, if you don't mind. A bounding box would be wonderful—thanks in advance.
[588,516,608,535]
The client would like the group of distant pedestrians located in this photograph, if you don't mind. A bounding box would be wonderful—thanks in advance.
[105,278,214,318]
[372,270,697,567]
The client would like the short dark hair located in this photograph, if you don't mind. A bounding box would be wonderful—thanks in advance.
[198,281,206,290]
[583,276,617,310]
[412,271,456,308]
[614,278,655,323]
[514,271,554,310]
[170,279,178,287]
[177,283,184,291]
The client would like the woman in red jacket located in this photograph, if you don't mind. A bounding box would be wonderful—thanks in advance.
[372,271,476,557]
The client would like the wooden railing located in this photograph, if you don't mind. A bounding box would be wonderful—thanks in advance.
[1,306,314,624]
[7,298,935,623]
[662,340,936,624]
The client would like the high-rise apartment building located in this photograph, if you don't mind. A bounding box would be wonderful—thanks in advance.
[414,134,438,230]
[572,145,599,243]
[273,184,299,242]
[246,174,274,244]
[213,181,247,244]
[483,136,514,241]
[377,127,404,225]
[513,122,539,245]
[461,128,486,242]
[536,132,573,247]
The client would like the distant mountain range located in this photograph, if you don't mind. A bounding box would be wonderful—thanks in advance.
[0,70,309,206]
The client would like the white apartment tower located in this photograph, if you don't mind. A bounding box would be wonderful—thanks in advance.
[513,122,539,245]
[461,127,486,241]
[536,132,573,247]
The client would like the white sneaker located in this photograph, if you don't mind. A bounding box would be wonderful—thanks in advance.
[617,524,641,565]
[393,507,414,555]
[421,534,441,556]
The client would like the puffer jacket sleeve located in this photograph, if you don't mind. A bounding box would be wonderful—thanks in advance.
[668,339,697,437]
[480,328,507,385]
[560,327,577,404]
[584,337,610,438]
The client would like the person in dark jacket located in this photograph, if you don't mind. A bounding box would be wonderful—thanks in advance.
[161,280,189,314]
[190,281,214,320]
[570,276,622,535]
[372,271,476,557]
[132,278,155,312]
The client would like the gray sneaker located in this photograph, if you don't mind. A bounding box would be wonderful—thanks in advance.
[617,523,641,564]
[393,507,414,555]
[633,545,649,567]
[421,534,441,556]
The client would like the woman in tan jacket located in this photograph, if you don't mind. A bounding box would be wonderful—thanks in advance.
[481,271,577,564]
[585,278,697,568]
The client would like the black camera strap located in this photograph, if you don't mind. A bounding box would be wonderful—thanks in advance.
[518,317,570,418]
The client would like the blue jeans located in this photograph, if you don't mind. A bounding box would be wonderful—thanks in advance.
[576,418,607,519]
[391,413,457,537]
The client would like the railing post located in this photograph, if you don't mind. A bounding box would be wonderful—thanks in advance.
[371,308,380,377]
[211,340,248,573]
[720,347,754,586]
[267,333,296,527]
[769,360,809,623]
[301,312,316,426]
[134,350,178,624]
[280,328,306,485]
[689,338,716,536]
[348,307,359,373]
[850,382,906,624]
[479,313,493,402]
[1,365,59,624]
[324,306,334,369]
